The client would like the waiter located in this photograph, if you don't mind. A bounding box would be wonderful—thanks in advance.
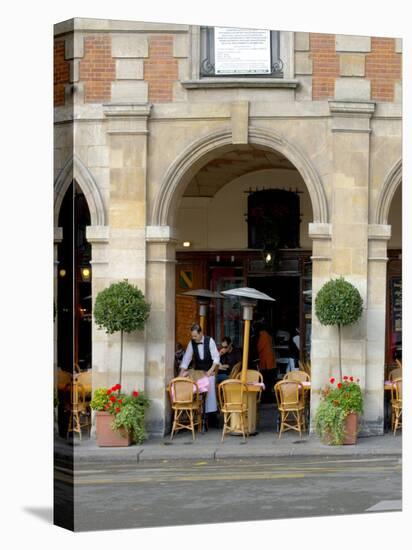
[179,323,220,424]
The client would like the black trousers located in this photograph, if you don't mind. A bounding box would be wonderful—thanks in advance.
[261,369,278,403]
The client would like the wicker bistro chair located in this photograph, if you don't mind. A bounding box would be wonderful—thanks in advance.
[229,362,242,379]
[395,359,402,369]
[168,377,202,440]
[283,371,311,428]
[66,381,91,440]
[274,380,306,438]
[218,379,249,442]
[389,367,402,381]
[236,369,264,403]
[390,377,402,435]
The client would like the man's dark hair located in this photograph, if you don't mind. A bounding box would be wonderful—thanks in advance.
[191,323,202,333]
[222,336,232,345]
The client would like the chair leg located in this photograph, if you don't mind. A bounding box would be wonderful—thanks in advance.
[189,410,195,441]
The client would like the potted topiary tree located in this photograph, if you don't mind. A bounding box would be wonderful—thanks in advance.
[314,277,364,444]
[92,279,151,446]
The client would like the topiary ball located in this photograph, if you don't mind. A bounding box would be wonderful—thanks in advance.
[94,279,151,334]
[315,277,363,327]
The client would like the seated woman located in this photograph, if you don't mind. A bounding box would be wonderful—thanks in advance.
[216,336,242,384]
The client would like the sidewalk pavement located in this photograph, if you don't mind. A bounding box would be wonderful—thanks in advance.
[55,430,402,466]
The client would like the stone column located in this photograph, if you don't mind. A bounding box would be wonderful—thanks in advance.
[100,103,152,394]
[365,224,391,434]
[328,100,375,434]
[145,226,179,436]
[308,222,332,425]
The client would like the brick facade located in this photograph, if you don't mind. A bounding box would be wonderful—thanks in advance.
[310,33,340,100]
[366,37,401,102]
[144,35,178,103]
[79,36,115,103]
[54,40,70,106]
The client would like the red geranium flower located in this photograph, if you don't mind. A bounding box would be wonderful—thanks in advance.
[350,376,354,382]
[106,389,112,395]
[109,396,116,403]
[117,399,122,404]
[104,403,110,410]
[117,384,122,390]
[115,407,120,413]
[329,377,335,384]
[133,391,139,397]
[343,376,348,380]
[337,382,342,389]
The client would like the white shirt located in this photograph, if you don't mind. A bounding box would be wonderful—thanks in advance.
[180,336,221,370]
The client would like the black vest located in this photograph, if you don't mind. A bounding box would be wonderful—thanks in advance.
[191,336,213,370]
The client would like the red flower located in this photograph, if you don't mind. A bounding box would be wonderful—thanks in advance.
[343,376,348,380]
[117,399,122,404]
[350,376,354,382]
[115,407,120,413]
[111,386,116,392]
[104,403,110,410]
[337,382,342,389]
[133,391,139,397]
[329,377,335,384]
[109,396,116,403]
[117,384,122,390]
[106,389,112,395]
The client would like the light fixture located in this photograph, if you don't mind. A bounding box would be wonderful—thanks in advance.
[265,253,272,263]
[59,269,66,278]
[183,241,191,248]
[80,267,91,281]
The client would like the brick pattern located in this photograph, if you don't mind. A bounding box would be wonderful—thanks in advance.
[54,40,70,106]
[144,35,178,103]
[79,35,116,103]
[365,37,401,102]
[310,34,340,100]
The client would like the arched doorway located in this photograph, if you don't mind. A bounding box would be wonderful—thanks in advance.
[147,127,327,434]
[56,181,92,437]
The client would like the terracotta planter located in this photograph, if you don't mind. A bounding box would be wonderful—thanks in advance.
[343,412,358,445]
[96,411,132,447]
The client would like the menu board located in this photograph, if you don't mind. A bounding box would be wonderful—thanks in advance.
[214,27,271,75]
[391,276,402,335]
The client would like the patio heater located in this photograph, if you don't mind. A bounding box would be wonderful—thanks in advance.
[182,289,224,332]
[221,287,275,383]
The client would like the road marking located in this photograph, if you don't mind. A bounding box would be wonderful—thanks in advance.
[365,500,402,512]
[73,472,305,485]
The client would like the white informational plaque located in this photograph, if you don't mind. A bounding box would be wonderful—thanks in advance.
[214,27,271,75]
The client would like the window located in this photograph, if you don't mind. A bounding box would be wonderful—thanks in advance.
[200,26,283,78]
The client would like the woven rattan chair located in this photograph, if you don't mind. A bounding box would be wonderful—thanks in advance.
[229,362,242,379]
[389,367,402,381]
[168,377,202,440]
[66,381,90,440]
[274,380,306,438]
[236,369,264,402]
[283,371,310,382]
[395,359,402,369]
[390,377,402,435]
[218,379,249,441]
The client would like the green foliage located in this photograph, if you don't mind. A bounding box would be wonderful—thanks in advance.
[315,377,363,445]
[315,277,363,327]
[90,387,109,411]
[91,385,150,444]
[93,279,151,335]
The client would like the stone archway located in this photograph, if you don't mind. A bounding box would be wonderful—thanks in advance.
[375,159,402,225]
[151,126,328,227]
[54,153,107,227]
[146,126,329,436]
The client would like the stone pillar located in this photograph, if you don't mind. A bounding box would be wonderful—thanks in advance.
[308,222,332,425]
[327,100,375,434]
[145,226,179,436]
[365,224,391,434]
[100,103,152,394]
